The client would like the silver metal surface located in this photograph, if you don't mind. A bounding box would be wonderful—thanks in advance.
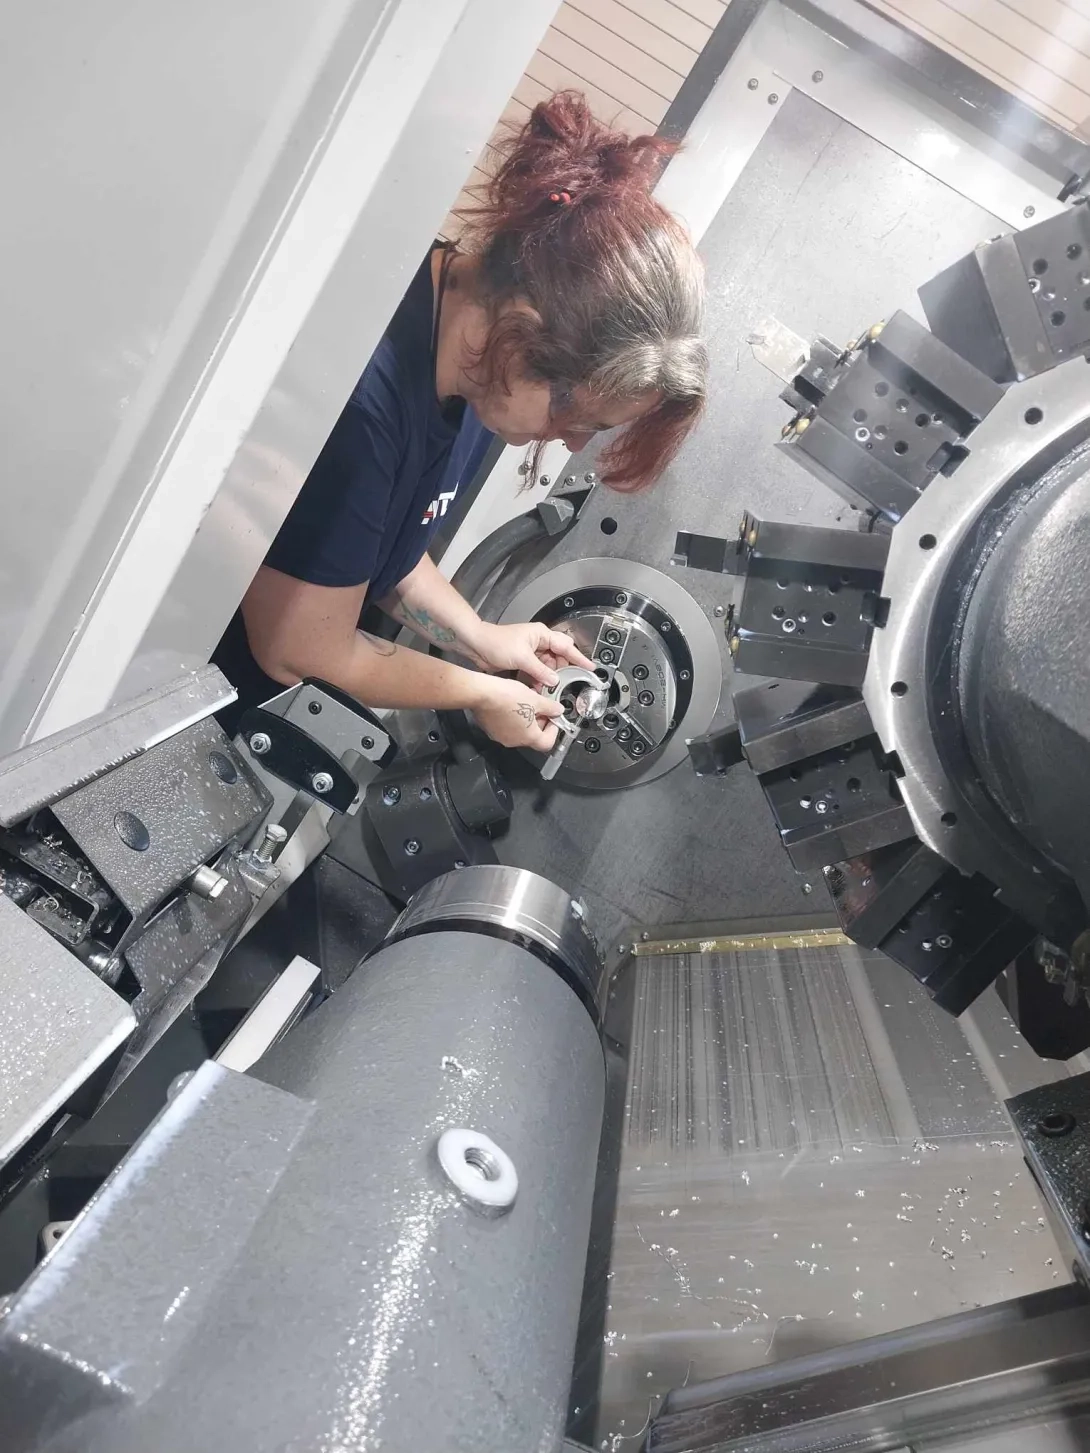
[500,559,722,790]
[215,954,320,1073]
[436,1127,519,1215]
[748,314,812,382]
[597,936,1070,1446]
[0,667,233,828]
[276,680,393,767]
[389,864,602,1014]
[0,893,134,1167]
[863,356,1090,892]
[647,1287,1090,1452]
[549,606,677,784]
[747,3,1066,230]
[190,865,228,901]
[541,664,617,780]
[253,822,288,862]
[542,714,582,782]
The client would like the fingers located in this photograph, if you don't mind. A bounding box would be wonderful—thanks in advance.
[533,695,564,720]
[548,631,596,672]
[518,651,561,689]
[523,715,559,752]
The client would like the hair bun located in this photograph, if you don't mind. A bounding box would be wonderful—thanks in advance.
[478,90,676,230]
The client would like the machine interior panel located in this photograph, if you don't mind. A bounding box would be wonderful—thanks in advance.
[6,4,1090,1451]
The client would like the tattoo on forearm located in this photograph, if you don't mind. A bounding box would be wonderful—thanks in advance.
[515,702,535,725]
[397,600,458,647]
[360,631,398,658]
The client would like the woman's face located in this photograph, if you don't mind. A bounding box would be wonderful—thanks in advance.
[474,380,659,452]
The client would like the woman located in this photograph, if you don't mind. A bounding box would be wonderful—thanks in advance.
[216,92,707,753]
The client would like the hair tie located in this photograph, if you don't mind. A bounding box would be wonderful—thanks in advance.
[548,189,573,206]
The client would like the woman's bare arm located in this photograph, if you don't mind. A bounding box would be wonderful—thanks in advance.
[239,565,561,749]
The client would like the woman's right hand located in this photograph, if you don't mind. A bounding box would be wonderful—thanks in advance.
[470,676,564,752]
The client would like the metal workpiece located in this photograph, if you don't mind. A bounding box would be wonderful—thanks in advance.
[863,355,1090,934]
[0,667,235,829]
[500,559,722,790]
[540,665,618,782]
[0,922,605,1453]
[388,864,604,1027]
[0,893,134,1170]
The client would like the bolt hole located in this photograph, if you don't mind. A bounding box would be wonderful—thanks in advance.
[919,533,937,550]
[915,413,930,427]
[874,424,888,440]
[941,811,958,827]
[822,611,836,625]
[896,398,909,413]
[595,667,610,682]
[1051,309,1066,327]
[308,701,322,715]
[1084,296,1090,311]
[1069,243,1083,260]
[1040,1111,1076,1137]
[600,516,618,536]
[828,581,841,594]
[874,382,889,397]
[891,680,908,697]
[789,767,801,781]
[1033,258,1048,275]
[777,578,789,589]
[1024,407,1044,425]
[772,605,785,619]
[846,776,861,792]
[852,407,867,422]
[893,440,909,455]
[463,1147,500,1182]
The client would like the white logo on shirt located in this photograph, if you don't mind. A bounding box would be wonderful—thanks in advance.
[422,488,458,525]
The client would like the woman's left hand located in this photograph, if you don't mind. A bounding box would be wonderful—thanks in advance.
[472,621,596,688]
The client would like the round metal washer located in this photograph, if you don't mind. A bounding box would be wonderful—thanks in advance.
[864,355,1090,924]
[499,558,722,789]
[437,1128,518,1214]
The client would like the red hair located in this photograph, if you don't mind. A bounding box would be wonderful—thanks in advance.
[456,92,707,492]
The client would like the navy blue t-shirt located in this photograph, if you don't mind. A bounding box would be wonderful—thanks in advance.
[214,246,493,720]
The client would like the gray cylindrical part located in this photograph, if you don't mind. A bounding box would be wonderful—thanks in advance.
[254,932,605,1452]
[62,911,604,1453]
